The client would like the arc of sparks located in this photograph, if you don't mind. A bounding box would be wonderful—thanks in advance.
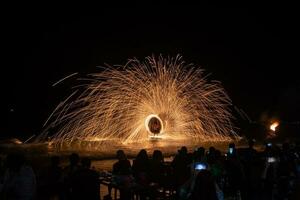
[41,55,238,148]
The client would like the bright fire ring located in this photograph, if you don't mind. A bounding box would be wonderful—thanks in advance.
[145,114,164,135]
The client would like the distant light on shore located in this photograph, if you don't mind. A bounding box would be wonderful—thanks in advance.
[270,121,279,131]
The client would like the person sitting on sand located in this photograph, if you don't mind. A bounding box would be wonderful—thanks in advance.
[1,153,36,200]
[71,157,100,200]
[112,150,133,200]
[62,153,81,199]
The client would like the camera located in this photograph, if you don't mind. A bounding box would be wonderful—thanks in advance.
[267,143,272,147]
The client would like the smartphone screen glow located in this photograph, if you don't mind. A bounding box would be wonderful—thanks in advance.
[195,163,206,170]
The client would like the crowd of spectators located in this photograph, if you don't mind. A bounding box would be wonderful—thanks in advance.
[0,140,300,200]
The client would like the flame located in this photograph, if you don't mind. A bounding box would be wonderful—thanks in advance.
[270,121,279,131]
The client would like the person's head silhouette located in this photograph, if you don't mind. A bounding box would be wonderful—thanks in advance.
[116,150,126,161]
[69,153,80,166]
[81,157,91,169]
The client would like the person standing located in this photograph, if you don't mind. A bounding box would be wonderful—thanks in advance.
[1,153,36,200]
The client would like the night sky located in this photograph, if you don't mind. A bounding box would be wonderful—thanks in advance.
[2,5,300,140]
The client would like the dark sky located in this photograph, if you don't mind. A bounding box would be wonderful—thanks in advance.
[2,5,300,139]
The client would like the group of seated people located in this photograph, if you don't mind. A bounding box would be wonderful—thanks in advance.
[0,140,300,200]
[110,141,300,200]
[110,149,166,199]
[111,146,230,200]
[0,152,100,200]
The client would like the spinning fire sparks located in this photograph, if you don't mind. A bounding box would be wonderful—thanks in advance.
[40,55,237,147]
[145,114,164,136]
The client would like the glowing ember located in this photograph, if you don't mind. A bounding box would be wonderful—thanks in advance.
[270,122,279,131]
[40,55,237,148]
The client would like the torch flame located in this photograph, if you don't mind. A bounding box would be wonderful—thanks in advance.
[270,122,279,131]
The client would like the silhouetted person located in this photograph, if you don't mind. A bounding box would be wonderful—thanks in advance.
[0,157,4,192]
[149,150,164,185]
[132,149,151,199]
[207,146,217,165]
[132,149,150,186]
[65,153,80,174]
[242,139,259,200]
[194,147,206,163]
[190,169,218,200]
[62,153,81,199]
[112,150,132,200]
[48,156,63,199]
[71,157,100,200]
[37,156,63,200]
[261,155,278,200]
[1,153,36,200]
[209,149,225,192]
[113,150,131,176]
[227,142,237,158]
[172,146,191,188]
[224,144,245,199]
[263,141,273,158]
[277,142,297,199]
